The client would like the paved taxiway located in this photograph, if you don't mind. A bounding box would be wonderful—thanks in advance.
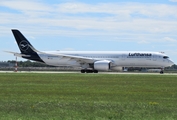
[0,71,177,75]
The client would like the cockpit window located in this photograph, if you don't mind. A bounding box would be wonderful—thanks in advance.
[163,56,169,59]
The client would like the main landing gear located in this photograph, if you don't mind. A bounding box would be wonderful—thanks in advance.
[81,69,98,73]
[160,68,164,74]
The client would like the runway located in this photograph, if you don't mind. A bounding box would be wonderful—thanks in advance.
[0,70,177,75]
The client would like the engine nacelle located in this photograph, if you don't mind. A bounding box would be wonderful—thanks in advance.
[94,60,111,71]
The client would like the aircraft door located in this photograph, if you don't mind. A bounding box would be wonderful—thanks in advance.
[121,54,126,60]
[152,55,157,61]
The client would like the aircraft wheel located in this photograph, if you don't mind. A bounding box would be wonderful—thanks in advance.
[81,70,98,73]
[86,70,93,73]
[93,70,98,73]
[81,70,85,73]
[160,68,164,74]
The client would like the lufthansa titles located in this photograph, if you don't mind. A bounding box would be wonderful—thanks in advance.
[128,53,152,58]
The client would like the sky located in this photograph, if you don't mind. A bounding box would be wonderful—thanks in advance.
[0,0,177,64]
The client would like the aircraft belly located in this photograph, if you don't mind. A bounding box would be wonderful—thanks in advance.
[115,58,144,66]
[115,58,164,67]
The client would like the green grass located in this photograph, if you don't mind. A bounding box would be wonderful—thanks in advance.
[0,73,177,120]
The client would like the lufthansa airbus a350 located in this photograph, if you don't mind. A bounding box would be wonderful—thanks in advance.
[6,29,174,73]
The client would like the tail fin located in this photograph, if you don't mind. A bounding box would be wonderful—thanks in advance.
[12,29,36,54]
[11,29,44,63]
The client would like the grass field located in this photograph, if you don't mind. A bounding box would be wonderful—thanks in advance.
[0,73,177,120]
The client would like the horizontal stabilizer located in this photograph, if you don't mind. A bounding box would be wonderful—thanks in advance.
[4,51,31,57]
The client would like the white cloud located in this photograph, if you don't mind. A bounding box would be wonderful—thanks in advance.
[0,0,52,12]
[169,0,177,2]
[163,37,177,42]
[55,2,177,18]
[0,1,177,40]
[1,1,177,18]
[137,40,149,44]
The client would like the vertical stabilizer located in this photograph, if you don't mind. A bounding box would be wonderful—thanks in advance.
[12,29,35,54]
[11,29,44,63]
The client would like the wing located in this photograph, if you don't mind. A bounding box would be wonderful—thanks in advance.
[29,45,95,63]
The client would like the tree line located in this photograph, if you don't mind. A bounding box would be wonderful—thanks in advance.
[7,60,53,67]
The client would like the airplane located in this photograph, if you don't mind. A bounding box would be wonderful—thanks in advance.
[5,29,174,74]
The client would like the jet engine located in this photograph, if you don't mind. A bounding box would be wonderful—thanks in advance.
[94,60,111,71]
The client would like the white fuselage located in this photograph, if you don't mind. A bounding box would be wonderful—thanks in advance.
[10,29,174,73]
[38,51,174,69]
